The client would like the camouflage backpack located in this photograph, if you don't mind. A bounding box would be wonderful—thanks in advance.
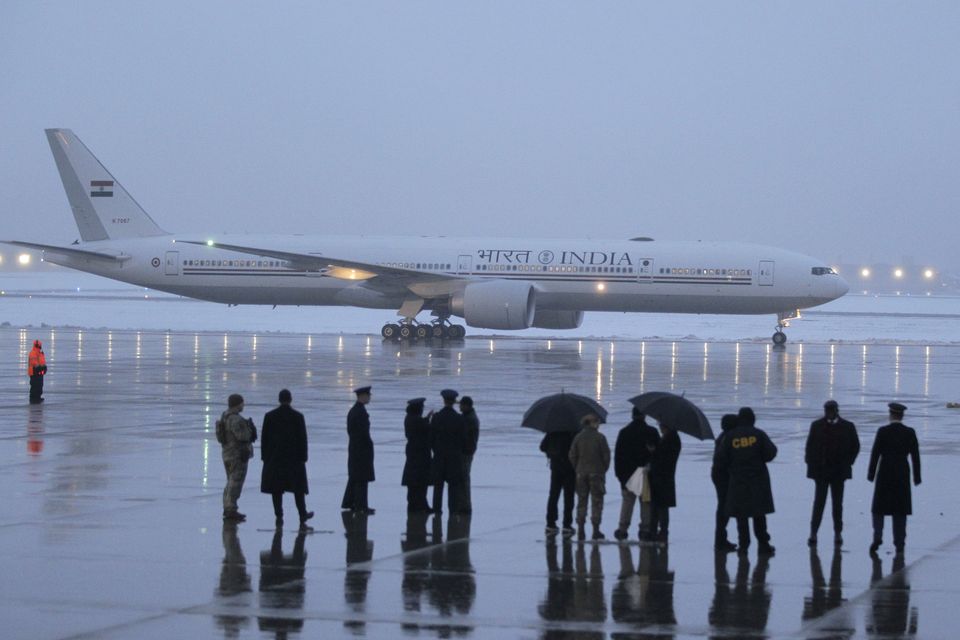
[215,414,227,444]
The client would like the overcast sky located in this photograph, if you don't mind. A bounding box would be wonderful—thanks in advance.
[2,2,959,271]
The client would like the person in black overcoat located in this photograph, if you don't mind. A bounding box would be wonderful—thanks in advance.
[613,407,660,541]
[716,407,777,555]
[711,414,739,552]
[649,422,681,542]
[430,389,467,514]
[341,386,375,514]
[402,398,433,513]
[261,389,313,528]
[868,402,921,555]
[540,429,577,535]
[805,399,860,547]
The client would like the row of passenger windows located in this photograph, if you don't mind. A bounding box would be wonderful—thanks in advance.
[659,267,752,276]
[481,264,635,273]
[184,259,287,268]
[381,262,453,270]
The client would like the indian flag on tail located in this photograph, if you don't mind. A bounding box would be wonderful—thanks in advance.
[90,180,113,197]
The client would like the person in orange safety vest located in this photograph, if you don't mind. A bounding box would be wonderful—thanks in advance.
[28,339,47,404]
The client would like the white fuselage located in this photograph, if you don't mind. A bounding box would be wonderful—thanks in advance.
[43,234,848,317]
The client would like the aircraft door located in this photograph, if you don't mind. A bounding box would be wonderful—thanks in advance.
[457,254,472,275]
[758,260,774,286]
[164,251,180,276]
[636,258,654,281]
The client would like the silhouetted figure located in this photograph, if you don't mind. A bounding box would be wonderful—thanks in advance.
[868,402,921,555]
[215,522,252,638]
[219,393,257,522]
[539,537,576,637]
[711,414,738,552]
[458,396,480,514]
[342,386,375,514]
[611,544,676,636]
[866,553,918,637]
[431,389,468,515]
[342,511,374,633]
[709,552,772,636]
[802,547,854,637]
[402,398,433,512]
[540,429,577,536]
[258,528,307,639]
[401,511,432,619]
[570,413,611,540]
[649,423,681,543]
[425,514,476,636]
[27,339,47,404]
[613,407,659,541]
[261,389,313,529]
[805,399,860,547]
[716,407,777,556]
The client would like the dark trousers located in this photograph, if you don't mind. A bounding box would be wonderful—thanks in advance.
[546,466,576,527]
[433,480,461,514]
[872,513,907,548]
[406,485,431,512]
[713,479,731,545]
[29,374,44,403]
[650,504,670,537]
[736,515,771,548]
[272,491,307,520]
[811,478,846,535]
[341,480,369,510]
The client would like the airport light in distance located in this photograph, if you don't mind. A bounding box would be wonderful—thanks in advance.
[894,268,904,279]
[18,253,31,266]
[924,269,935,279]
[860,268,871,278]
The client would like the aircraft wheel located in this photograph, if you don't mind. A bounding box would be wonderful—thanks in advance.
[772,331,787,345]
[448,325,466,339]
[381,324,400,340]
[431,324,446,339]
[415,325,431,340]
[399,324,414,340]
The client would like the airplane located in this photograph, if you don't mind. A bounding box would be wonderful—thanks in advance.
[5,129,848,344]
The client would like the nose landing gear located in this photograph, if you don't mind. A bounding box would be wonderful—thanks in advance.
[772,310,800,345]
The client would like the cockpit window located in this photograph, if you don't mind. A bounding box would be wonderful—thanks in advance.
[811,267,837,276]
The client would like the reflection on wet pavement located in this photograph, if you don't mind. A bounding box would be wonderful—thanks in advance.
[2,327,960,638]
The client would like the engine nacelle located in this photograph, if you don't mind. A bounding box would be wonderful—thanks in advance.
[451,280,536,330]
[531,309,584,330]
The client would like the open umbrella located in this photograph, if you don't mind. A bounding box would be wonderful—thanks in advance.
[522,392,608,433]
[628,391,714,440]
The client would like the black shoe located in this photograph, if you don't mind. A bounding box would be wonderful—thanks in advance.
[299,521,314,531]
[223,512,246,522]
[807,536,817,547]
[300,511,314,525]
[869,540,881,555]
[545,524,560,535]
[592,528,605,541]
[715,541,737,553]
[561,526,575,537]
[613,529,628,541]
[758,543,776,556]
[834,533,843,546]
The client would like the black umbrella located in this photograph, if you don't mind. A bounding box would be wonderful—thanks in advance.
[628,391,714,440]
[522,392,608,433]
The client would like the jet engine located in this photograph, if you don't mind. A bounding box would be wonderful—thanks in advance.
[531,309,584,330]
[450,280,536,330]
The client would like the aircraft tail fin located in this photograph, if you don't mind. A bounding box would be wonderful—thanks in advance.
[45,129,167,241]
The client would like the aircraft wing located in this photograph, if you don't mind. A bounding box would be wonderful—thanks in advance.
[177,240,463,295]
[2,240,131,262]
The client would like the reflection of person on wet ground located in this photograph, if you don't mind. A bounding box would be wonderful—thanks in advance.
[215,522,251,638]
[868,402,921,556]
[611,544,676,635]
[342,511,374,632]
[426,514,476,621]
[402,398,433,513]
[711,414,738,552]
[802,546,853,636]
[539,537,575,632]
[27,403,44,455]
[540,429,576,536]
[401,511,431,616]
[866,553,918,637]
[708,551,771,637]
[342,386,375,514]
[258,527,308,639]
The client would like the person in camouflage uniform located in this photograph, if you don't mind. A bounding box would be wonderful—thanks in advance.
[220,393,257,522]
[569,413,611,541]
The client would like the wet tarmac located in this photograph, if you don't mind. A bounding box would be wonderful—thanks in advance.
[2,327,959,639]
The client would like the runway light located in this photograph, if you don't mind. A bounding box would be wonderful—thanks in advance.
[860,268,871,278]
[924,268,935,279]
[894,268,904,279]
[18,253,31,266]
[206,240,215,247]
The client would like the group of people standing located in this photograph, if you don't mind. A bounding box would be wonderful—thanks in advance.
[539,399,922,556]
[340,385,480,516]
[216,385,480,527]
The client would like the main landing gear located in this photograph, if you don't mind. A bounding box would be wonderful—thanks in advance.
[381,318,466,342]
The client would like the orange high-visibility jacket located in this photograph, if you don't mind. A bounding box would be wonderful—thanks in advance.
[28,346,46,377]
